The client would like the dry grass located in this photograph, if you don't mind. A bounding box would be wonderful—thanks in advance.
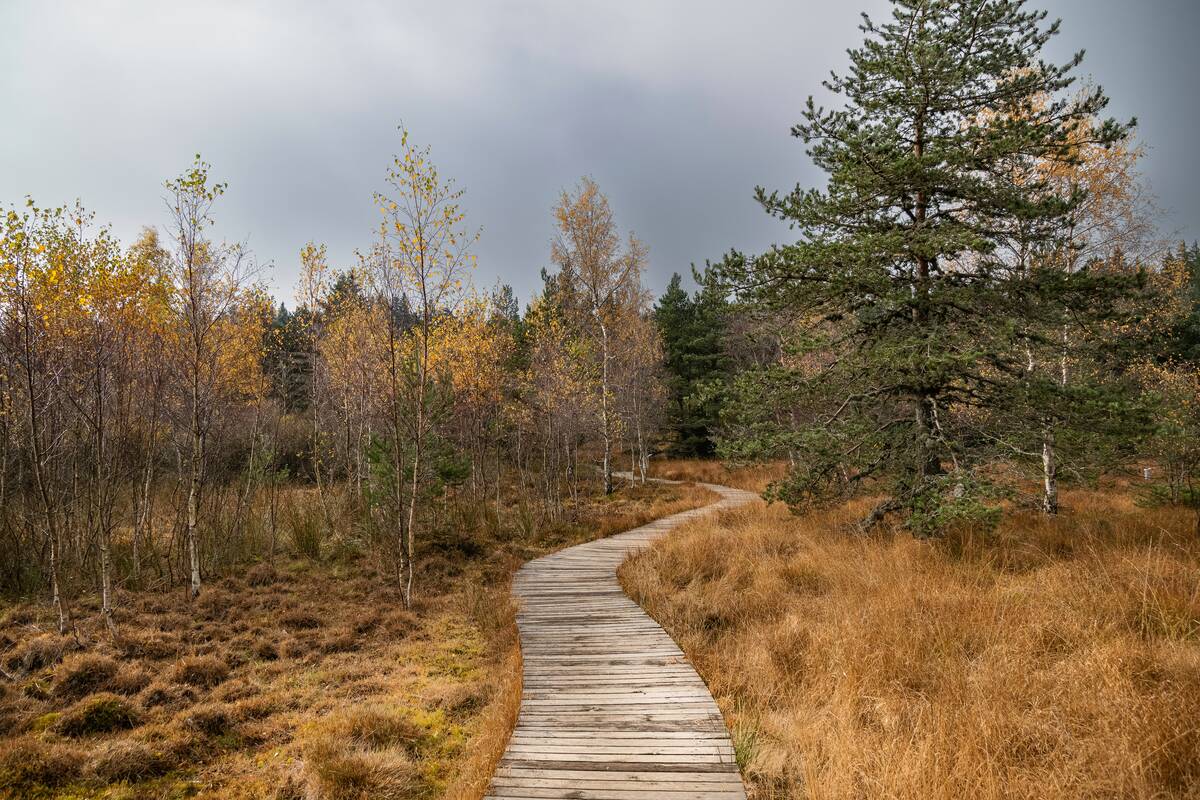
[648,458,787,493]
[620,489,1200,800]
[0,476,716,799]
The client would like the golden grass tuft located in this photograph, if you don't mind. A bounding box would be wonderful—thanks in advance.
[170,655,230,688]
[442,594,522,800]
[0,737,83,789]
[620,490,1200,800]
[4,633,73,674]
[86,737,176,782]
[299,705,433,799]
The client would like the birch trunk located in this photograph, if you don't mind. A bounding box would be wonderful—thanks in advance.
[1042,427,1058,514]
[598,317,613,494]
[186,370,203,600]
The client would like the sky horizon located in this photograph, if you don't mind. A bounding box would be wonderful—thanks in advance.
[2,0,1197,306]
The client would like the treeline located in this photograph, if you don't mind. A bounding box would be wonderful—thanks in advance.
[0,139,664,630]
[653,0,1200,535]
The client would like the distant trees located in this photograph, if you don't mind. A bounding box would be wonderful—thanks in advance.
[1167,242,1200,363]
[613,307,665,483]
[716,0,1147,533]
[1140,244,1200,533]
[1010,113,1158,514]
[653,268,730,457]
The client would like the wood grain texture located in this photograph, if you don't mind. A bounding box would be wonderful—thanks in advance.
[485,479,757,800]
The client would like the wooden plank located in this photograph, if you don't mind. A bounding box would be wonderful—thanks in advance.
[484,478,757,799]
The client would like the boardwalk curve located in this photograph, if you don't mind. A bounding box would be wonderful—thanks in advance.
[485,479,757,800]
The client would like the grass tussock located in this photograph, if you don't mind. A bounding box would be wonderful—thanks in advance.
[620,489,1200,800]
[55,692,140,737]
[0,737,83,789]
[53,653,119,699]
[171,655,231,688]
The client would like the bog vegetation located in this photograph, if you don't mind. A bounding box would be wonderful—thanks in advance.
[2,0,1200,798]
[0,131,685,796]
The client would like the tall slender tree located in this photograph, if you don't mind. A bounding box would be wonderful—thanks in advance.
[366,128,476,608]
[550,178,647,494]
[164,157,258,597]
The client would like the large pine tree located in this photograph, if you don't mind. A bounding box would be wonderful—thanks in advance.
[719,0,1138,532]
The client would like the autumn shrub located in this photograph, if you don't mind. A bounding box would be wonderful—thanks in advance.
[621,492,1200,800]
[303,740,418,800]
[55,692,140,737]
[281,609,322,631]
[322,706,426,752]
[648,458,786,493]
[118,630,181,660]
[253,637,279,660]
[195,587,234,621]
[381,610,418,639]
[320,630,360,653]
[279,637,312,660]
[138,680,189,710]
[109,663,153,695]
[246,562,279,587]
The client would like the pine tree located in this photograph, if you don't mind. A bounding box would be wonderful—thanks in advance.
[1169,242,1200,363]
[654,269,729,457]
[718,0,1139,532]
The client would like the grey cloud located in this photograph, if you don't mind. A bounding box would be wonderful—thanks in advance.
[1,0,1196,305]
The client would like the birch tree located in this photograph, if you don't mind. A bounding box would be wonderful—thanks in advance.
[550,178,647,494]
[164,157,258,599]
[366,129,476,608]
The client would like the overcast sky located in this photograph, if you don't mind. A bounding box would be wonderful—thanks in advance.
[2,1,1197,305]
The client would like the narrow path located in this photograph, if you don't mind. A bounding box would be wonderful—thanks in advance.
[485,480,756,800]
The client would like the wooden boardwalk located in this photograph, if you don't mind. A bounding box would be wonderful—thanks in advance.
[486,480,757,800]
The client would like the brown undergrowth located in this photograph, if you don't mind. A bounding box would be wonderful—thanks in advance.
[0,479,715,800]
[620,488,1200,800]
[648,458,786,493]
